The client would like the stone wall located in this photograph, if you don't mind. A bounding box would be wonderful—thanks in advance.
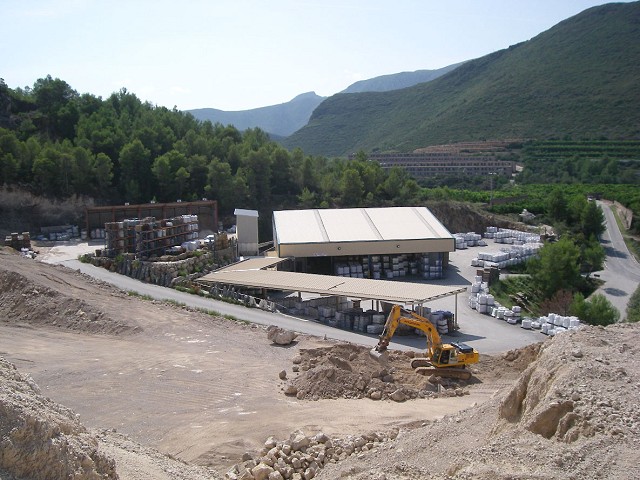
[614,201,633,230]
[89,251,217,288]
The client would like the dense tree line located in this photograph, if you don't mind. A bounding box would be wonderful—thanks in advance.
[0,76,425,226]
[1,76,638,239]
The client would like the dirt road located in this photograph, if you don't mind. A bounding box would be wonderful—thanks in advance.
[0,249,513,476]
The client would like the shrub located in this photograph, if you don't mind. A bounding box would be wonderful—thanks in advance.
[626,285,640,323]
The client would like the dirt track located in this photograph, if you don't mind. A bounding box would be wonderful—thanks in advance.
[3,247,639,480]
[0,249,518,476]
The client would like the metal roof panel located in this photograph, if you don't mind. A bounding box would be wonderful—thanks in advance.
[273,207,453,246]
[199,267,467,304]
[318,209,381,242]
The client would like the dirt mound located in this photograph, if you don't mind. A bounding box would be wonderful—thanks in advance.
[0,269,140,335]
[0,356,222,480]
[315,324,640,479]
[284,343,471,401]
[0,356,117,479]
[496,324,639,443]
[473,342,543,380]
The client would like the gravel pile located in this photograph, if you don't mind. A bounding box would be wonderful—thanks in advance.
[225,428,400,480]
[282,343,471,402]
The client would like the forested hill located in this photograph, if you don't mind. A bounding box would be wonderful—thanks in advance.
[187,92,325,137]
[0,77,434,224]
[283,1,640,157]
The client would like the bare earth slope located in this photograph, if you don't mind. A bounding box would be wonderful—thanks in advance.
[316,323,640,480]
[0,249,495,477]
[2,247,639,479]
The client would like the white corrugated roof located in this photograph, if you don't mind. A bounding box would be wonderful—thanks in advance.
[199,266,467,304]
[273,207,452,245]
[215,257,289,273]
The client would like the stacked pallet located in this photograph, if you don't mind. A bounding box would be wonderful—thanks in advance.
[471,243,542,268]
[454,232,483,249]
[103,215,199,258]
[4,232,31,251]
[418,252,443,279]
[539,313,582,335]
[483,227,541,244]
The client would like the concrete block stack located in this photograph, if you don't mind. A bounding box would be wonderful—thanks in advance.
[4,232,31,251]
[539,313,582,335]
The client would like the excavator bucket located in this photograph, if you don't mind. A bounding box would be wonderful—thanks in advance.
[369,347,389,363]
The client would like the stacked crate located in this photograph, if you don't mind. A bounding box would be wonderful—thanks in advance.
[418,252,443,279]
[4,232,31,251]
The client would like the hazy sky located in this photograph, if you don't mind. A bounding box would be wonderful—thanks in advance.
[1,0,628,111]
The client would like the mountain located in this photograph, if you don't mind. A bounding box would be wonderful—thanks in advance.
[283,2,640,157]
[187,65,462,137]
[187,92,325,137]
[340,63,463,94]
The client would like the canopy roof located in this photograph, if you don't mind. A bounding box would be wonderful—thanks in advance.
[199,258,466,304]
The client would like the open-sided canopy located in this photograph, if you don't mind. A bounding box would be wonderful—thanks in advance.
[199,258,467,304]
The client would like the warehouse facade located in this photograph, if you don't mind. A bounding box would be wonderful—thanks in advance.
[272,206,455,279]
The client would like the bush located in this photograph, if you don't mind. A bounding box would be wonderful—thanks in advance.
[626,285,640,323]
[78,253,93,263]
[571,292,620,326]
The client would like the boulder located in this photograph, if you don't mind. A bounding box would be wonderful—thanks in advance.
[284,384,298,396]
[369,390,382,400]
[252,462,275,480]
[267,325,298,345]
[289,429,310,451]
[390,389,407,402]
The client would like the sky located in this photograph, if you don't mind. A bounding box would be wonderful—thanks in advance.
[1,0,631,112]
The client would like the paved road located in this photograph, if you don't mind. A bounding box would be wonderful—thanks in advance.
[596,201,640,318]
[38,200,638,356]
[53,246,541,355]
[61,258,413,349]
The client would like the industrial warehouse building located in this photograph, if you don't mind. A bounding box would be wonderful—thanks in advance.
[271,206,455,279]
[199,206,464,330]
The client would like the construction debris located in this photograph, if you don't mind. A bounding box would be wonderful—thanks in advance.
[282,343,470,401]
[225,428,399,480]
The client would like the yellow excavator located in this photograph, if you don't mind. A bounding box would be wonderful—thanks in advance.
[370,305,479,380]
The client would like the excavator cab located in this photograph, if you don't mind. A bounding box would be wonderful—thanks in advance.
[432,347,448,365]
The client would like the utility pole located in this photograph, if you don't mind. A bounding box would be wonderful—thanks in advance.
[489,172,496,206]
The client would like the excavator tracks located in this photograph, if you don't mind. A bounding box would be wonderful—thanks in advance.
[413,366,473,381]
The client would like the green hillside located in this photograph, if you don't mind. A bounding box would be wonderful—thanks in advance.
[283,2,640,157]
